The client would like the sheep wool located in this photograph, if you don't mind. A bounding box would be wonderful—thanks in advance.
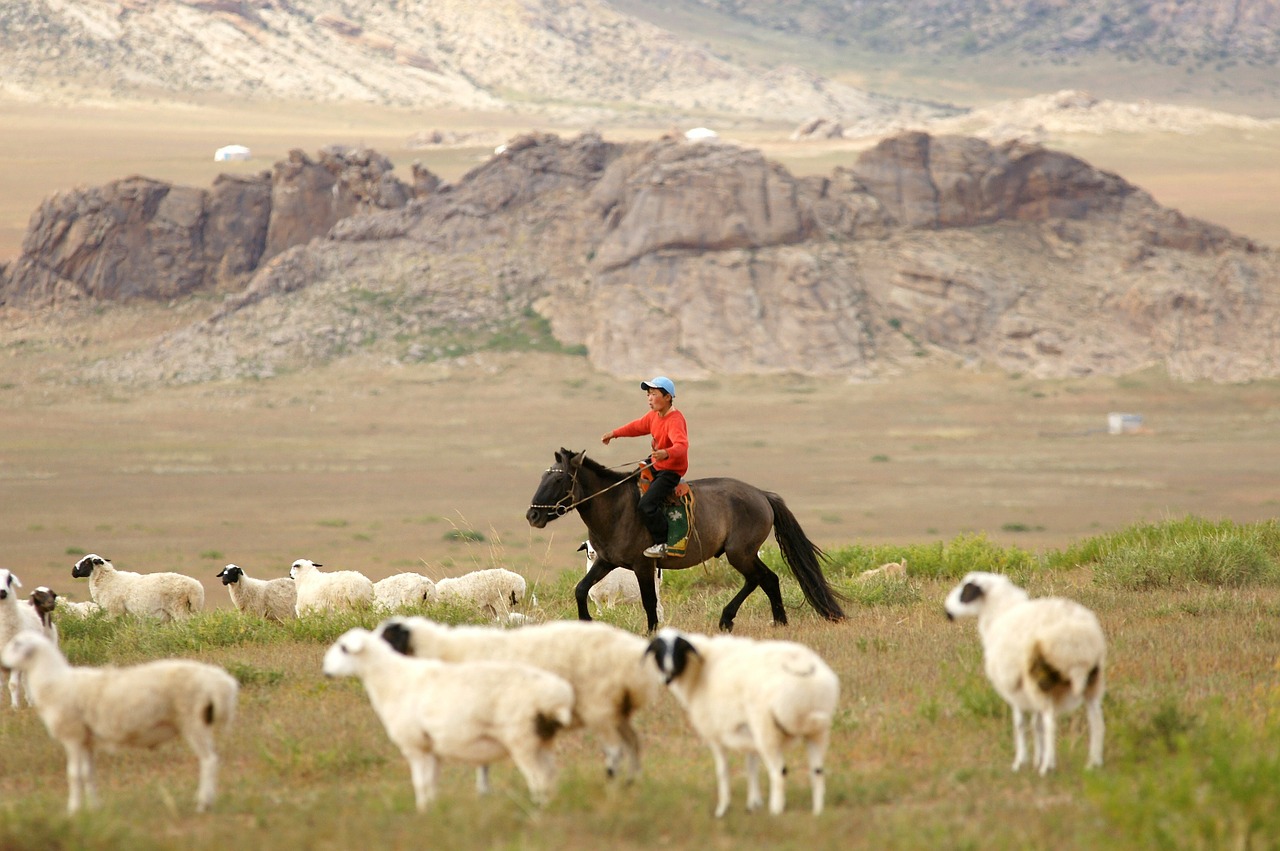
[644,627,840,818]
[377,615,661,780]
[216,564,297,622]
[433,568,526,618]
[0,631,238,814]
[289,559,375,615]
[1,569,44,708]
[323,627,574,810]
[373,573,438,611]
[944,571,1106,775]
[71,554,204,621]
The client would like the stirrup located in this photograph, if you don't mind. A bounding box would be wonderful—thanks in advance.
[643,543,667,558]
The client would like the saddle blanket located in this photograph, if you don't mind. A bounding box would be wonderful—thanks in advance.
[637,467,695,557]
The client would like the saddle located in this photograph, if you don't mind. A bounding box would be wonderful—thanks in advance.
[637,464,690,502]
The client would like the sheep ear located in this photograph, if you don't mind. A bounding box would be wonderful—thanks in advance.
[577,542,588,552]
[10,575,20,590]
[958,582,984,604]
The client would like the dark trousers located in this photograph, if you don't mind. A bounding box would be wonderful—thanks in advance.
[639,469,681,545]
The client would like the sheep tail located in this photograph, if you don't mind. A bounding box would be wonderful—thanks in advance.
[767,492,846,622]
[1029,641,1098,701]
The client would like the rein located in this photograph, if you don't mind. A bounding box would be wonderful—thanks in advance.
[530,458,649,516]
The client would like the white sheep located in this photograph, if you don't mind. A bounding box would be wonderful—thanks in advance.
[0,630,238,813]
[56,597,103,618]
[643,627,840,817]
[288,558,375,615]
[1,569,44,708]
[944,571,1106,775]
[323,627,575,810]
[215,564,297,622]
[376,615,661,779]
[579,541,664,622]
[373,572,438,611]
[70,554,204,621]
[434,568,526,619]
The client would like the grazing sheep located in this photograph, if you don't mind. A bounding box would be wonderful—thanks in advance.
[373,573,438,611]
[288,559,375,616]
[377,615,661,779]
[1,569,44,708]
[944,571,1106,775]
[434,568,526,618]
[70,554,204,621]
[323,627,575,810]
[215,564,297,622]
[0,630,238,813]
[579,541,664,622]
[644,627,840,817]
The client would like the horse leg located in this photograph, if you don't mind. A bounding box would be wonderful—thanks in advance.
[719,553,788,631]
[633,562,660,633]
[574,560,620,621]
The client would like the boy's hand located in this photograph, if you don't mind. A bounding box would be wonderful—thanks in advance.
[652,449,669,460]
[601,432,614,445]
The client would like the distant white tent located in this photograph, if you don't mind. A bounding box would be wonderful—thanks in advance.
[214,144,252,162]
[684,127,719,142]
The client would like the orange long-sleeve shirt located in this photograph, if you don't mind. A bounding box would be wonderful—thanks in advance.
[610,409,689,476]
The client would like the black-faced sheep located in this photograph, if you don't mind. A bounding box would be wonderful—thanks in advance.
[944,571,1106,774]
[71,554,204,621]
[644,627,840,817]
[215,564,296,622]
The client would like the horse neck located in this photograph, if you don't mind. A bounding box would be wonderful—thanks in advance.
[573,465,632,529]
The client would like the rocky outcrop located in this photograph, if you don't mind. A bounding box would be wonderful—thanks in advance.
[0,147,430,305]
[4,132,1277,384]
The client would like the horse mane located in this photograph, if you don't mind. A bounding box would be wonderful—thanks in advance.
[570,450,631,484]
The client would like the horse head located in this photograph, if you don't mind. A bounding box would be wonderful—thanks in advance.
[525,448,585,528]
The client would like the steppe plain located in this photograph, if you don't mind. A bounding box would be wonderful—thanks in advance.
[3,87,1280,851]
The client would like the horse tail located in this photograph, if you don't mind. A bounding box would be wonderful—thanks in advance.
[766,492,846,622]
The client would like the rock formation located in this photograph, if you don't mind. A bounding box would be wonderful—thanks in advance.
[2,132,1277,384]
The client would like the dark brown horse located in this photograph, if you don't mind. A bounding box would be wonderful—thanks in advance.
[526,448,845,633]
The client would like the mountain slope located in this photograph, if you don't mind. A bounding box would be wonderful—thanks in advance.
[0,0,946,126]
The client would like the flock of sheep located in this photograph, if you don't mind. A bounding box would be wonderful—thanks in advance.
[0,551,1108,818]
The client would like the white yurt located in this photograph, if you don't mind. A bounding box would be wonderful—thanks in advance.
[213,144,252,162]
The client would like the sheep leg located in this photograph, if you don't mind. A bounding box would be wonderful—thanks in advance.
[1085,695,1105,769]
[475,765,491,795]
[574,561,619,621]
[1030,712,1044,772]
[406,751,438,812]
[806,734,828,815]
[6,670,21,708]
[63,742,96,813]
[750,722,788,815]
[1037,709,1057,775]
[744,752,763,812]
[184,728,220,813]
[508,741,557,805]
[709,743,733,818]
[1010,706,1028,771]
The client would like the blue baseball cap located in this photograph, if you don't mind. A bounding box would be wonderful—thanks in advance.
[640,376,675,397]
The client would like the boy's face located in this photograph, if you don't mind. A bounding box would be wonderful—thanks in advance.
[647,388,672,413]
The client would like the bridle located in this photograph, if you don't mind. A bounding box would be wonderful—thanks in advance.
[529,458,649,517]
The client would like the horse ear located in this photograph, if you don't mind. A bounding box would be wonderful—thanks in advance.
[570,450,586,468]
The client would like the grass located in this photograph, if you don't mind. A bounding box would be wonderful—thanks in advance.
[3,518,1280,850]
